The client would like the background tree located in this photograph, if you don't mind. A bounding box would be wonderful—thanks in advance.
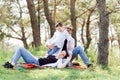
[70,0,77,46]
[26,0,40,47]
[0,0,31,49]
[96,0,109,65]
[37,0,42,45]
[43,0,55,37]
[84,5,96,52]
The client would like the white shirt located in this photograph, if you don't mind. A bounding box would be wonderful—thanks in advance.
[46,30,71,48]
[67,35,75,54]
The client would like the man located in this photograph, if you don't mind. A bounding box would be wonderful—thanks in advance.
[65,25,93,68]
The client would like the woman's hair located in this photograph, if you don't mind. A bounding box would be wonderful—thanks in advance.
[55,22,63,27]
[63,51,69,58]
[62,39,69,58]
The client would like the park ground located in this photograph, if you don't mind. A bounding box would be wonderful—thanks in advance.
[0,46,120,80]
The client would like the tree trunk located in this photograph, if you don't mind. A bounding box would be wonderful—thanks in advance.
[38,0,41,45]
[43,0,55,37]
[26,0,40,47]
[20,23,29,49]
[118,34,120,49]
[81,19,85,45]
[84,6,96,52]
[70,0,77,46]
[53,0,56,23]
[96,0,109,65]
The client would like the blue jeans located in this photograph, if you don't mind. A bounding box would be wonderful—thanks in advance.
[48,46,60,55]
[10,47,40,65]
[71,46,91,66]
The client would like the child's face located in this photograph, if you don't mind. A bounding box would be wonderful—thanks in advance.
[56,26,63,32]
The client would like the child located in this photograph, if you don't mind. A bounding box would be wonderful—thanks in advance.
[46,22,71,56]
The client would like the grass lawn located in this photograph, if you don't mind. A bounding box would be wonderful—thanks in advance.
[0,47,120,80]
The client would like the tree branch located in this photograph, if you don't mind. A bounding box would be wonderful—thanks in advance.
[76,4,97,19]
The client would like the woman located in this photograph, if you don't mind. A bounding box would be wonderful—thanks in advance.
[3,47,71,69]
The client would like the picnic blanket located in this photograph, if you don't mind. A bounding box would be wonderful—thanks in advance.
[13,62,87,70]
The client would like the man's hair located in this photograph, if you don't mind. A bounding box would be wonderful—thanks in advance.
[66,24,73,30]
[55,22,63,27]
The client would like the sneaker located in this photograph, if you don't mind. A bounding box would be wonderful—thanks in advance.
[87,64,95,71]
[72,62,80,66]
[3,62,14,69]
[87,64,93,68]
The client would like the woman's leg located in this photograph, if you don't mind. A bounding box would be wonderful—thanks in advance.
[10,47,40,65]
[71,46,91,66]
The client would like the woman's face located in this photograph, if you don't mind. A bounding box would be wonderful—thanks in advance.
[57,51,66,58]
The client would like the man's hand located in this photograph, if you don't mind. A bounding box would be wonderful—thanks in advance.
[68,41,72,50]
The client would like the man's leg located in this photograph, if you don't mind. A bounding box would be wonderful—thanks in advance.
[71,46,91,66]
[10,47,39,65]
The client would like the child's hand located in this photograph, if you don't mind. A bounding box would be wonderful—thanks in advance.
[47,44,55,49]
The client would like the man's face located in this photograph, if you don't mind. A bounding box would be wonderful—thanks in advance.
[66,27,72,34]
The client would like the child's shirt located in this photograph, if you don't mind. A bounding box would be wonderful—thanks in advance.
[46,30,71,48]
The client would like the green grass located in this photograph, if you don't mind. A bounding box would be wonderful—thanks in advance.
[0,46,120,80]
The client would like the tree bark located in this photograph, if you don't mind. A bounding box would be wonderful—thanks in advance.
[70,0,77,46]
[21,26,29,49]
[96,0,109,65]
[53,0,56,23]
[118,34,120,49]
[26,0,40,47]
[81,19,85,45]
[84,5,96,52]
[38,0,41,45]
[43,0,55,37]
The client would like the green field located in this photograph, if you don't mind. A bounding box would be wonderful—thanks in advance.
[0,46,120,80]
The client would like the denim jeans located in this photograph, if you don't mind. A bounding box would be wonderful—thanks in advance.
[71,46,91,66]
[48,46,60,55]
[10,47,40,65]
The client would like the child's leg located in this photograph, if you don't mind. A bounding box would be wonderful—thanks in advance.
[48,46,60,55]
[10,47,40,65]
[47,48,52,54]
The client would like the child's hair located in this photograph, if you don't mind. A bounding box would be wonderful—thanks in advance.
[55,22,63,27]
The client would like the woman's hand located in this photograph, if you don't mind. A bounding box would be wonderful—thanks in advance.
[66,56,71,61]
[57,54,72,68]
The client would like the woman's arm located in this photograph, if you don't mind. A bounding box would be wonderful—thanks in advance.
[57,55,71,68]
